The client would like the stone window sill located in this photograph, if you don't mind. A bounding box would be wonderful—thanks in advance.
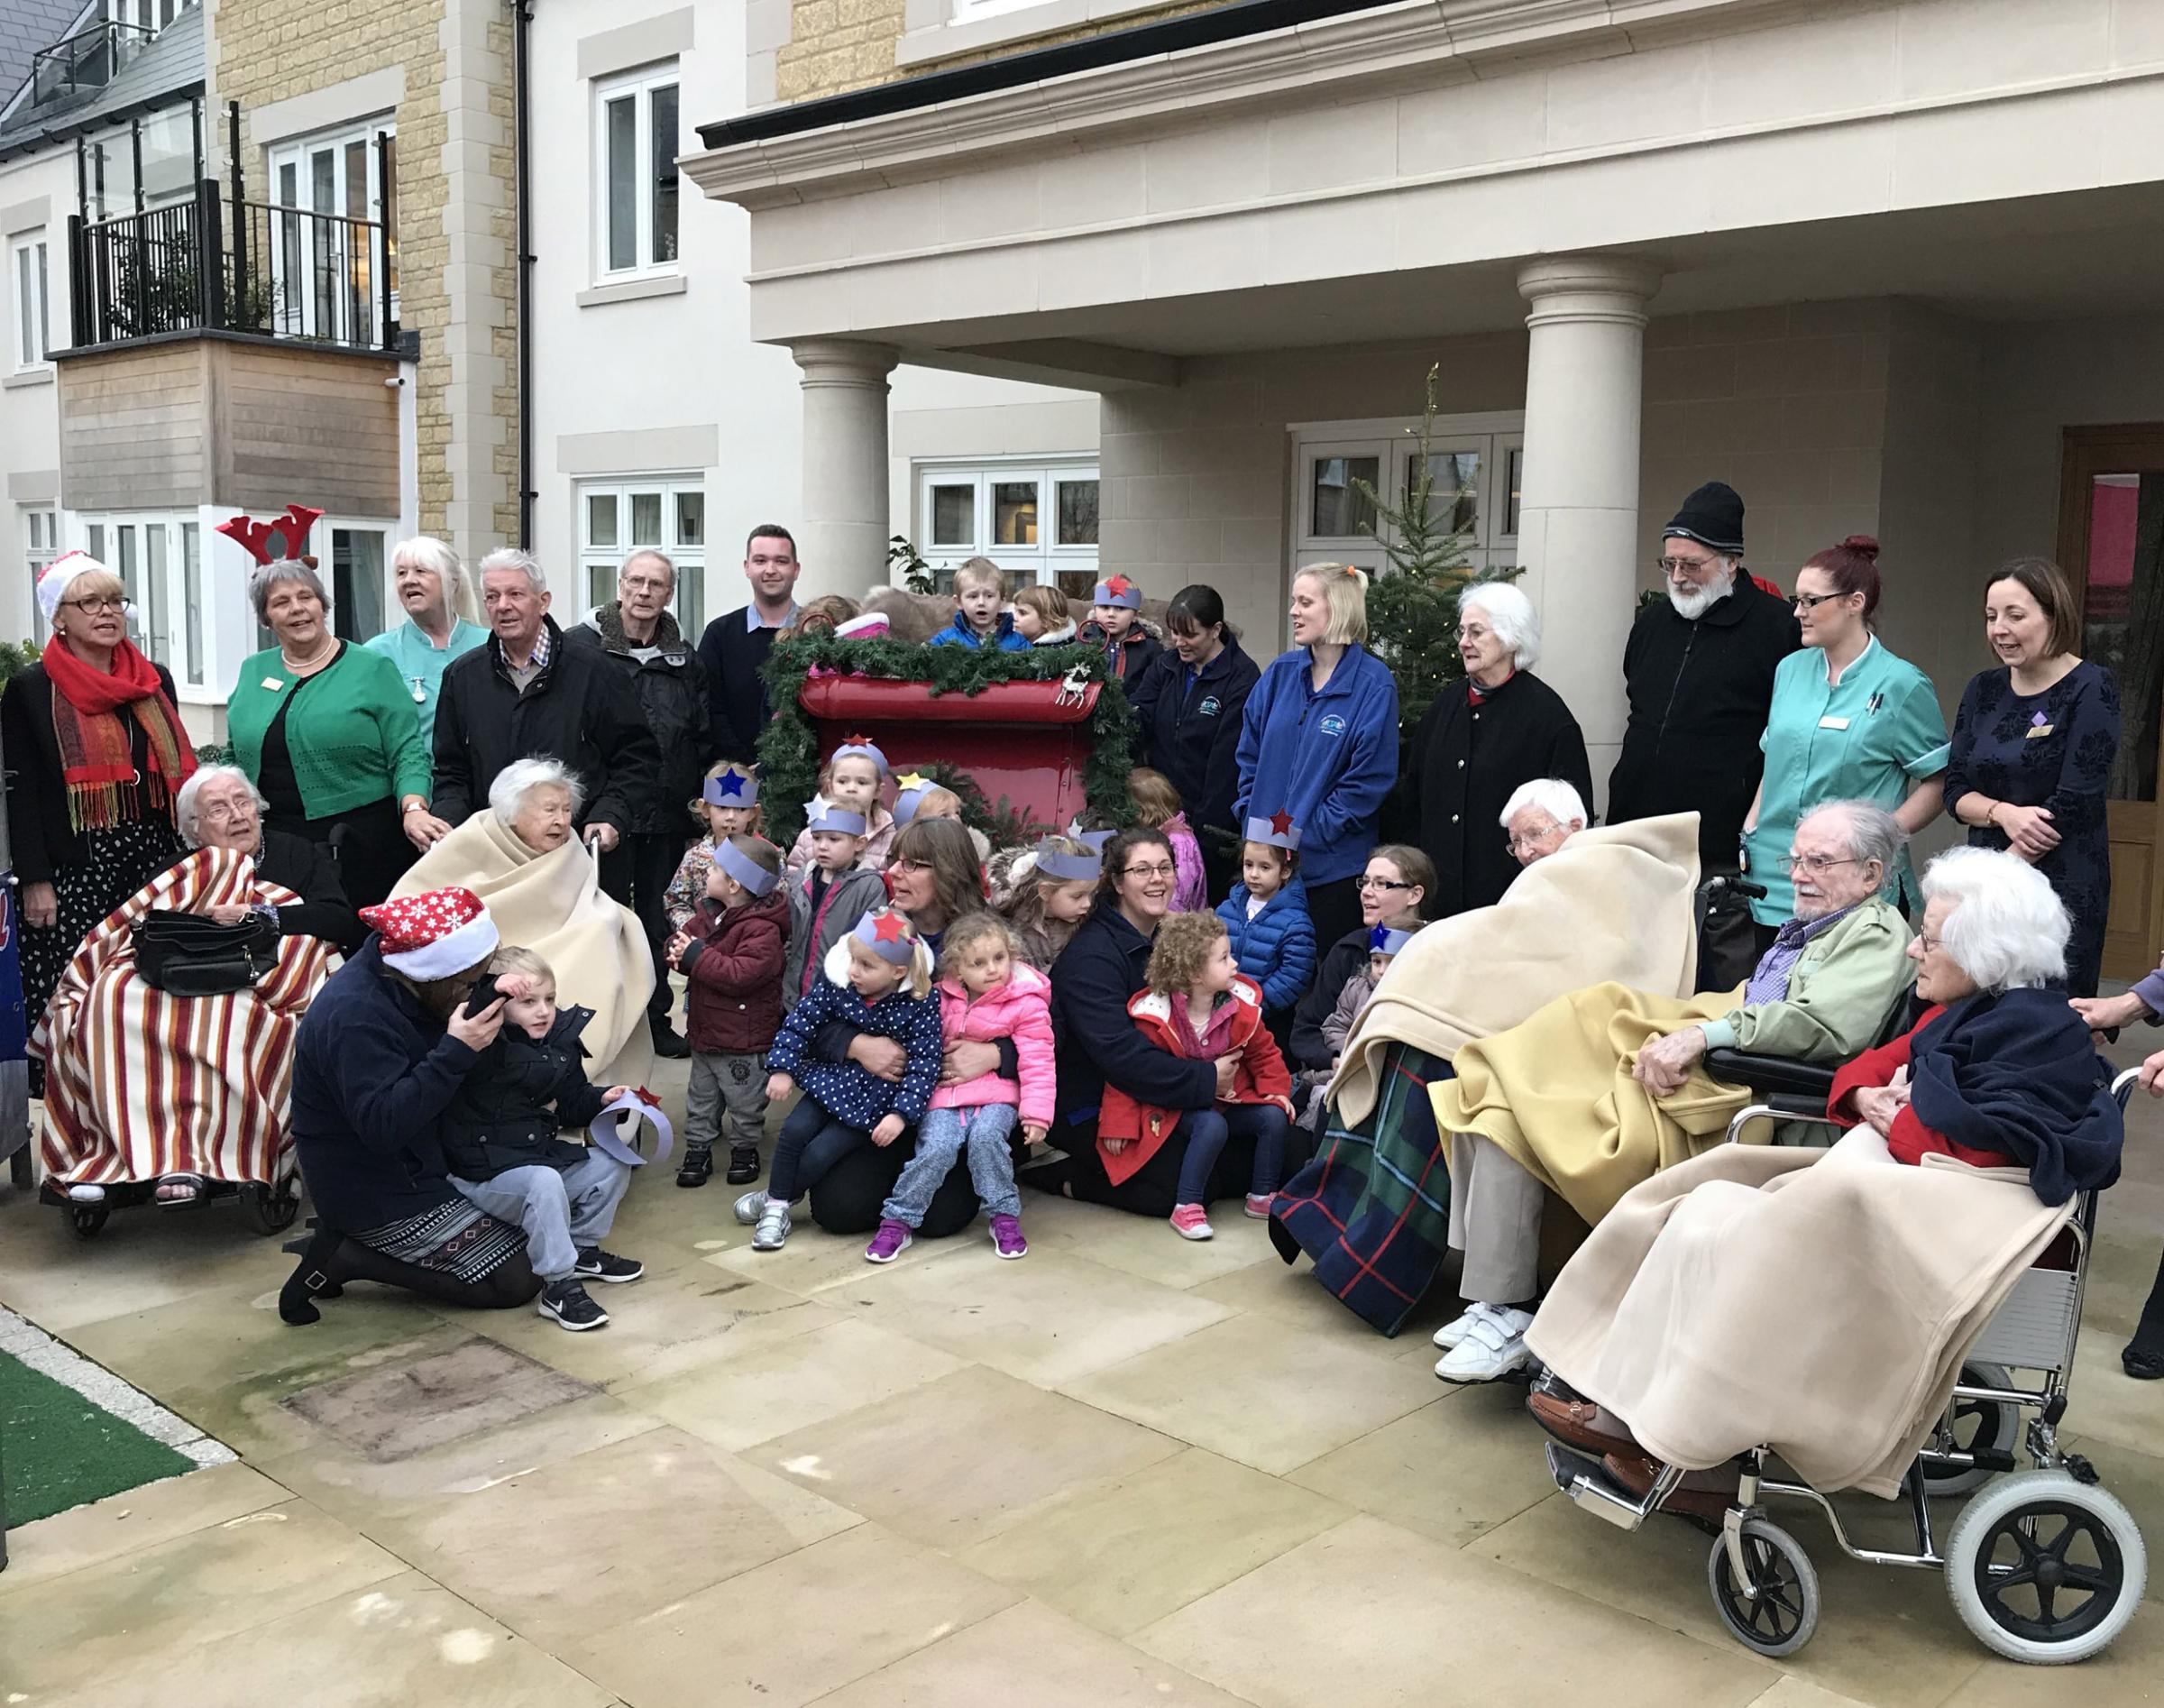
[575,273,688,308]
[896,0,1176,69]
[3,367,53,390]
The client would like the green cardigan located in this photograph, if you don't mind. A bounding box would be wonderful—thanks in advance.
[227,641,433,820]
[1699,895,1915,1060]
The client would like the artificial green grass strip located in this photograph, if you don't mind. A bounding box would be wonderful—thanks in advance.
[0,1348,196,1527]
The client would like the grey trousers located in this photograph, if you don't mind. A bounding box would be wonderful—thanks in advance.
[451,1151,634,1281]
[686,1051,769,1150]
[1447,1132,1545,1306]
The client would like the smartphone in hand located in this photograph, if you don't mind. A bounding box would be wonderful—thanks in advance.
[463,973,503,1019]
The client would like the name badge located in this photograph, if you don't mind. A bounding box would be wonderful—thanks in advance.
[2026,723,2055,739]
[261,676,285,692]
[1818,715,1850,730]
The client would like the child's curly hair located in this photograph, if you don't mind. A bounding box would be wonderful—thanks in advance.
[1144,911,1227,995]
[778,593,860,642]
[938,910,1018,980]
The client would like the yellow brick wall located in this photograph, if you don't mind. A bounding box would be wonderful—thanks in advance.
[213,0,520,548]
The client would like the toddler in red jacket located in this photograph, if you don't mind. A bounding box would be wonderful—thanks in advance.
[665,834,790,1190]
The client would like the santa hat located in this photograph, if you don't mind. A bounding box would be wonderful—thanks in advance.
[1244,809,1303,852]
[359,886,499,979]
[36,551,111,627]
[834,611,889,640]
[1090,574,1142,611]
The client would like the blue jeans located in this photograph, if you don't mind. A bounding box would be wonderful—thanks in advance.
[883,1104,1020,1226]
[1175,1103,1289,1208]
[766,1097,871,1205]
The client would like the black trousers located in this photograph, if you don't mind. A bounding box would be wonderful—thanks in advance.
[1304,874,1363,966]
[809,1135,984,1238]
[601,831,685,1021]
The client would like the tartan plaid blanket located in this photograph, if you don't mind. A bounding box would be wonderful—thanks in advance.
[1269,1044,1453,1336]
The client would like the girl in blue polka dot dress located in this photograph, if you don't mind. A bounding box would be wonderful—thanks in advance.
[734,906,944,1251]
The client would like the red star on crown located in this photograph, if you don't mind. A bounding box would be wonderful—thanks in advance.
[872,911,908,944]
[844,732,872,747]
[1270,808,1295,838]
[1104,575,1132,600]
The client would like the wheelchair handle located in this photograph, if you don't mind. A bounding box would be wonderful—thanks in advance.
[2113,1066,2143,1106]
[1706,874,1768,900]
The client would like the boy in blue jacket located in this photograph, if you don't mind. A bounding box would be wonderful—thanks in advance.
[929,557,1032,651]
[1215,811,1317,1023]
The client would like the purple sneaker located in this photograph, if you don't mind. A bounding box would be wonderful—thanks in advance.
[989,1213,1028,1260]
[865,1219,913,1264]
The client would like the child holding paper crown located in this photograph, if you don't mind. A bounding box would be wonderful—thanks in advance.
[666,759,765,932]
[782,794,888,1012]
[1215,810,1316,1022]
[784,736,896,874]
[666,833,791,1189]
[738,906,943,1251]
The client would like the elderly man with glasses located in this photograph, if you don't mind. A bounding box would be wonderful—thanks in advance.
[1605,482,1800,987]
[1426,799,1915,1383]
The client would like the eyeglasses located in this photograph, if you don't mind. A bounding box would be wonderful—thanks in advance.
[888,858,932,876]
[1356,876,1411,892]
[1456,624,1491,643]
[1791,591,1850,611]
[1656,556,1723,579]
[1775,853,1863,876]
[1913,932,1944,953]
[1507,822,1563,855]
[63,595,126,613]
[1120,862,1176,880]
[197,799,257,822]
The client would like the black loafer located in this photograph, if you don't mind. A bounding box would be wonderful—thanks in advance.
[2123,1341,2164,1381]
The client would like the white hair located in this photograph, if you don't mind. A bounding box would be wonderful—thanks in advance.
[392,535,463,596]
[175,764,266,849]
[488,757,587,828]
[1498,777,1588,831]
[619,548,676,592]
[1922,846,2069,993]
[476,546,547,592]
[1801,798,1904,877]
[1461,580,1540,671]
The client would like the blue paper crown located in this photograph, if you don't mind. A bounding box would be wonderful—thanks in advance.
[1243,811,1303,852]
[805,794,867,837]
[1369,923,1414,957]
[714,837,780,897]
[703,768,758,806]
[1033,838,1102,883]
[831,736,889,774]
[851,908,919,965]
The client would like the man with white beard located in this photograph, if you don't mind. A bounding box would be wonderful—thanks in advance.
[1605,481,1800,987]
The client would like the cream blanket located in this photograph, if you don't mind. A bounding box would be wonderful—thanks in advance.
[1527,1128,2071,1497]
[396,811,656,1085]
[1332,813,1701,1126]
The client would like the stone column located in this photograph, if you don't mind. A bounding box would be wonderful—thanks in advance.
[791,339,898,598]
[1513,255,1663,810]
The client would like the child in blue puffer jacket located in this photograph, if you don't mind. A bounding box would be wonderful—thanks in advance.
[1215,812,1316,1021]
[929,557,1032,651]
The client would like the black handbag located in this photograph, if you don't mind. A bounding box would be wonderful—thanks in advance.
[134,907,281,996]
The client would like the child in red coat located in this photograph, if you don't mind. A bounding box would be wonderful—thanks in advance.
[665,835,791,1189]
[1098,911,1296,1240]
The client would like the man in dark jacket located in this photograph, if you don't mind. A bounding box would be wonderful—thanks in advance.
[697,523,802,761]
[1605,481,1799,987]
[565,548,713,1056]
[430,548,662,855]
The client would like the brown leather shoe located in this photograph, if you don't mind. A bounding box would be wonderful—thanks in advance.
[1604,1452,1733,1530]
[1527,1389,1639,1458]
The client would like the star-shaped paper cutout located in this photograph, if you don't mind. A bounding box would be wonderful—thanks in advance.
[844,732,872,748]
[894,771,930,793]
[1103,575,1132,600]
[714,771,747,798]
[1269,808,1295,838]
[872,911,907,944]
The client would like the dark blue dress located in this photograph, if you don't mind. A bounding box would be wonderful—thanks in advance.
[1942,659,2122,996]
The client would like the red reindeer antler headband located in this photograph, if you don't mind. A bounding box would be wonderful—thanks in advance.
[215,504,325,566]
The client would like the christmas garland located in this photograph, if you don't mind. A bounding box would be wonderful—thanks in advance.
[756,635,1137,843]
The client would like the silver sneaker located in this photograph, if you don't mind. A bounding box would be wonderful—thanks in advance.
[752,1200,792,1251]
[733,1189,766,1226]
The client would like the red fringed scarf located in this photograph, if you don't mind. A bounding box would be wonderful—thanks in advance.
[41,635,197,831]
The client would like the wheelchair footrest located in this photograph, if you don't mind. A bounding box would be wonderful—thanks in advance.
[1547,1441,1652,1533]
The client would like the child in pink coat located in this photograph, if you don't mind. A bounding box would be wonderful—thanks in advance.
[864,913,1053,1264]
[1130,767,1207,912]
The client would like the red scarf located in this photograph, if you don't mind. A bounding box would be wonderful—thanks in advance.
[41,635,197,831]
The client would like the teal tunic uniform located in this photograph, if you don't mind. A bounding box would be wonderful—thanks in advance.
[364,617,488,748]
[1741,637,1949,925]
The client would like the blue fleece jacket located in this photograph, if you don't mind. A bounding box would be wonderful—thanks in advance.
[1215,878,1317,1013]
[929,611,1032,651]
[1233,646,1399,886]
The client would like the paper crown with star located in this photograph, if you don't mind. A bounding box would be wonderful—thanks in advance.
[830,733,889,775]
[702,765,759,807]
[1032,836,1103,884]
[850,906,921,965]
[1243,808,1303,852]
[1369,922,1415,958]
[890,771,936,826]
[359,886,499,979]
[1064,817,1116,854]
[805,794,868,837]
[1090,574,1142,611]
[714,836,782,898]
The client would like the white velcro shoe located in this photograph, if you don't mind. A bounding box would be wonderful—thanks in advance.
[1432,1302,1494,1350]
[1435,1305,1535,1382]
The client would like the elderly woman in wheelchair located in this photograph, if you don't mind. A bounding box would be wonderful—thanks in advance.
[1526,847,2136,1666]
[1427,800,1917,1382]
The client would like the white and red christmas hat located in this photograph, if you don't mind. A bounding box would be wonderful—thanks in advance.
[360,886,500,978]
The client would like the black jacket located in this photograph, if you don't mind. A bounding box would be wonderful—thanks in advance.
[1079,620,1163,689]
[255,826,364,954]
[697,604,784,763]
[439,1003,610,1181]
[1049,902,1216,1132]
[1,658,183,886]
[564,605,714,833]
[430,617,661,836]
[1132,638,1260,854]
[1407,671,1592,917]
[1606,583,1799,868]
[1290,924,1370,1073]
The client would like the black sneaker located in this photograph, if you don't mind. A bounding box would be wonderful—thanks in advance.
[677,1143,713,1189]
[573,1247,645,1284]
[650,1019,692,1060]
[537,1280,609,1331]
[726,1143,761,1185]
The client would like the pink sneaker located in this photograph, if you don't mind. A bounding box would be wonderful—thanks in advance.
[989,1213,1028,1260]
[864,1219,912,1264]
[1244,1193,1274,1220]
[1169,1203,1213,1241]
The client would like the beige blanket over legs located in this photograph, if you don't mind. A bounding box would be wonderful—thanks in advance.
[1526,1128,2071,1496]
[396,810,656,1086]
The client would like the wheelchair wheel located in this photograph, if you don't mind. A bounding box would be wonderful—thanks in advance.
[1920,1362,2018,1497]
[243,1178,301,1236]
[1946,1472,2145,1664]
[1707,1517,1820,1657]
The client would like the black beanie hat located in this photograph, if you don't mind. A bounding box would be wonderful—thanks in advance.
[1663,481,1745,555]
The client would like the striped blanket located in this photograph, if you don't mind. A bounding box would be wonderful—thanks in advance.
[36,848,336,1187]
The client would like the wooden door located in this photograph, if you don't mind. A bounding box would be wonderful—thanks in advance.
[2059,424,2164,981]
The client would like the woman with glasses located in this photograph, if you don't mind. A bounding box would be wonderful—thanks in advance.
[1288,843,1436,1074]
[1407,580,1591,917]
[2,554,194,1075]
[1740,536,1948,956]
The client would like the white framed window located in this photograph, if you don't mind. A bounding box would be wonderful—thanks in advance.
[1288,412,1524,585]
[75,513,206,689]
[23,507,58,640]
[912,459,1099,600]
[12,234,49,372]
[266,120,398,344]
[323,520,391,644]
[105,0,191,31]
[578,479,706,637]
[593,64,680,281]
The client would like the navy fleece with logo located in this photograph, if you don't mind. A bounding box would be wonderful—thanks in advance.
[1233,646,1399,886]
[1132,638,1261,859]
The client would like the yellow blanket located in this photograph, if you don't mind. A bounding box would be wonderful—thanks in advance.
[396,811,656,1086]
[1429,982,1747,1227]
